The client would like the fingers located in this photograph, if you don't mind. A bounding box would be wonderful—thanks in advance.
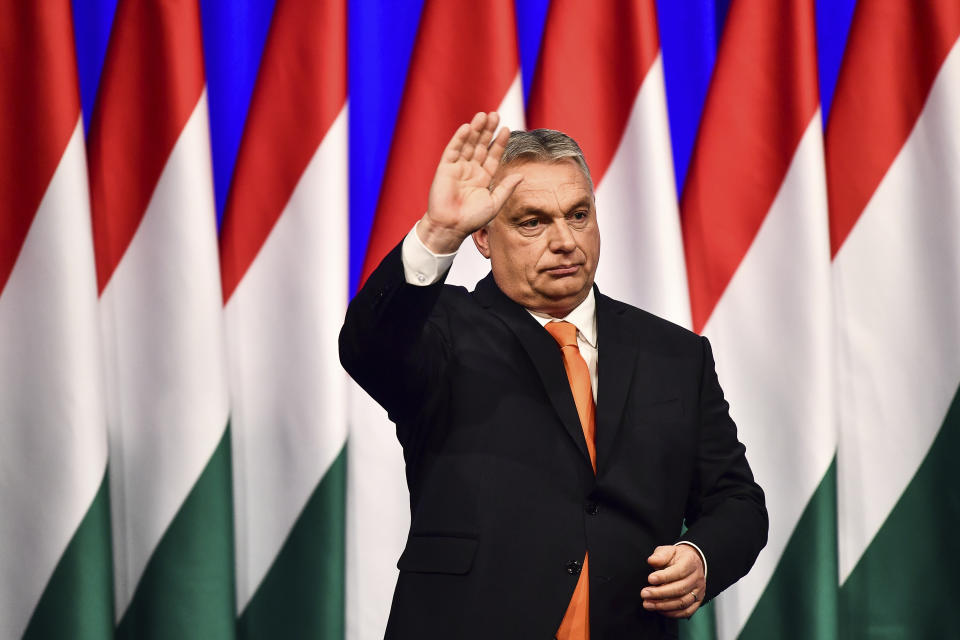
[441,112,505,166]
[641,580,702,618]
[489,173,523,212]
[473,113,499,165]
[483,126,512,175]
[661,594,702,619]
[459,112,488,162]
[646,545,676,570]
[647,544,700,586]
[442,122,473,163]
[642,544,706,619]
[640,575,703,608]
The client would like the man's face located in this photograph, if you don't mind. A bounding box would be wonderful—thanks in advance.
[473,159,600,317]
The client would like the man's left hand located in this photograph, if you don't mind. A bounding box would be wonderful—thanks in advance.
[641,544,706,619]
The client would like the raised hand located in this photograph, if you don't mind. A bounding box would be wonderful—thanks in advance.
[417,112,523,254]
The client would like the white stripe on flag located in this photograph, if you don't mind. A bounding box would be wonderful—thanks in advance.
[227,106,349,611]
[835,39,960,582]
[593,54,690,328]
[101,92,230,615]
[706,114,834,638]
[0,120,108,640]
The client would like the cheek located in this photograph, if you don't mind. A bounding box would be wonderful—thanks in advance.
[529,247,552,276]
[501,241,538,272]
[582,231,601,263]
[495,245,529,279]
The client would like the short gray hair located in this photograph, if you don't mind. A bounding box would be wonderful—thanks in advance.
[500,129,594,191]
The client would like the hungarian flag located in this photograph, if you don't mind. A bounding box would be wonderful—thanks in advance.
[87,0,234,635]
[827,1,960,636]
[0,3,112,637]
[347,1,524,635]
[527,0,689,328]
[219,0,348,637]
[681,1,836,637]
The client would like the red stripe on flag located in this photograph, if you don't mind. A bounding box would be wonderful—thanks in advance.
[219,0,346,303]
[527,0,660,186]
[0,1,81,294]
[825,0,960,257]
[680,0,819,333]
[359,0,519,287]
[87,0,206,293]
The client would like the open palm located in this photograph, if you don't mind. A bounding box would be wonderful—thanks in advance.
[421,112,523,253]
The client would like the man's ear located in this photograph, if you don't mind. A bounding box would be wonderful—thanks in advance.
[472,227,491,258]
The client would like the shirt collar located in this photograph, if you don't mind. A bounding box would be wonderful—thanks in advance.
[527,288,597,349]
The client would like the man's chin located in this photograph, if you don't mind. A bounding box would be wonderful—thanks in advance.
[540,276,589,298]
[534,285,591,313]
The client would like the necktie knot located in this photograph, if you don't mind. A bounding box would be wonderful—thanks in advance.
[545,321,579,349]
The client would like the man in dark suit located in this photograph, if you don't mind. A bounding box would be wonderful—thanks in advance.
[340,112,767,639]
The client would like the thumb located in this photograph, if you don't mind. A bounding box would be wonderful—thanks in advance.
[647,545,676,569]
[489,173,523,212]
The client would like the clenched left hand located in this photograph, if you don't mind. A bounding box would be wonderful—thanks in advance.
[641,544,706,619]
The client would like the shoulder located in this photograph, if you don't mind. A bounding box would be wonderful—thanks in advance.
[596,290,706,354]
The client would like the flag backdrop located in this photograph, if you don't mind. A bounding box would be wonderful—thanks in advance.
[86,0,235,636]
[2,0,958,638]
[680,2,836,638]
[0,3,113,638]
[219,1,347,638]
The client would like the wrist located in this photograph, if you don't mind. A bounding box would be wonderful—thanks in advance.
[417,214,468,254]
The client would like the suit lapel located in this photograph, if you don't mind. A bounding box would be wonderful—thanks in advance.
[474,274,593,469]
[595,290,639,473]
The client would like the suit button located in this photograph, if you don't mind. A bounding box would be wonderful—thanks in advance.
[566,560,582,575]
[585,502,599,516]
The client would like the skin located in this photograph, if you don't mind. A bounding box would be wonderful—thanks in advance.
[418,111,706,618]
[417,111,523,255]
[472,158,600,317]
[643,544,707,618]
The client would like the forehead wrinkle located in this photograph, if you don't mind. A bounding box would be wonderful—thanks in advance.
[497,160,595,223]
[511,182,591,213]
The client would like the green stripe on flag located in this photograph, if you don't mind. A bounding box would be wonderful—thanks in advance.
[116,426,235,639]
[237,446,346,639]
[740,459,839,639]
[23,471,114,639]
[839,384,960,639]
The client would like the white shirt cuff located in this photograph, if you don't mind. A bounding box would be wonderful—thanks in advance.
[675,541,708,581]
[401,221,457,286]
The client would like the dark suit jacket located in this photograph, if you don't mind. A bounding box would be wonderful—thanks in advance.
[340,244,767,639]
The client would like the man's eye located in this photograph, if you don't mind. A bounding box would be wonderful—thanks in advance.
[569,211,588,222]
[520,219,540,228]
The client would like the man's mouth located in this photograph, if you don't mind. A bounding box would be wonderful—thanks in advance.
[544,264,582,276]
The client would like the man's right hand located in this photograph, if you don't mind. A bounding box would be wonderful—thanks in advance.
[417,111,524,254]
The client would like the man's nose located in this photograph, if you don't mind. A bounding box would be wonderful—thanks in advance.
[548,219,577,252]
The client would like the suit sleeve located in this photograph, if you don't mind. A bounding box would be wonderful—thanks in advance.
[338,241,451,438]
[680,336,769,602]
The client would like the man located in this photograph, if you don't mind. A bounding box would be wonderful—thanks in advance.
[340,112,767,638]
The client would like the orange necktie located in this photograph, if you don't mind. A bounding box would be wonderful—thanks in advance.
[545,321,595,640]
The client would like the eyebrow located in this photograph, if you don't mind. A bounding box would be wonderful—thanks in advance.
[510,206,549,220]
[564,197,594,212]
[511,198,593,219]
